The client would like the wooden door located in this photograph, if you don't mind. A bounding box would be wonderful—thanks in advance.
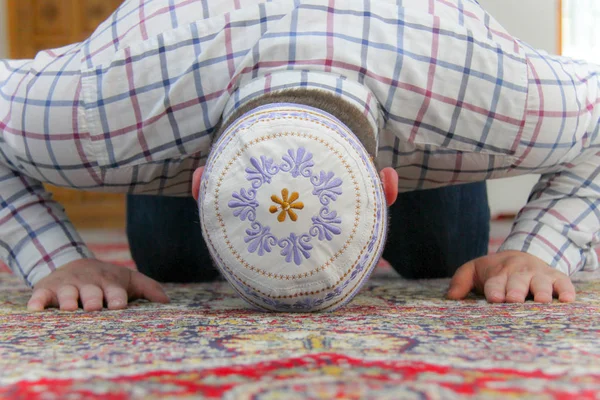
[7,0,126,228]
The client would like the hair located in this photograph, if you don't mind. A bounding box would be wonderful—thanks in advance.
[215,89,377,157]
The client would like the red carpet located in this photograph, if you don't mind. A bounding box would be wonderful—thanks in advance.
[0,222,599,399]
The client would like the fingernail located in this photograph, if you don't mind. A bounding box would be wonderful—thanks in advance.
[109,300,126,308]
[560,294,575,302]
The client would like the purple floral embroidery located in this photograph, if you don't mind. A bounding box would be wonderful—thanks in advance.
[245,155,279,188]
[228,188,258,221]
[311,171,343,205]
[226,148,346,267]
[245,222,278,256]
[310,207,342,241]
[278,233,313,266]
[280,148,314,178]
[323,286,344,302]
[242,283,277,307]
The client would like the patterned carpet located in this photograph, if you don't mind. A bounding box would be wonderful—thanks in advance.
[1,222,599,399]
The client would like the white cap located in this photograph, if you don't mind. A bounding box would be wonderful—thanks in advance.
[199,103,387,312]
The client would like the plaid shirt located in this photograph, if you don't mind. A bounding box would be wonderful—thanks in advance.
[1,0,599,286]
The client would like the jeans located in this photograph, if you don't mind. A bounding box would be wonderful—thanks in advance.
[126,182,490,282]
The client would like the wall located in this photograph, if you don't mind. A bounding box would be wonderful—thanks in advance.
[562,0,600,63]
[478,0,559,216]
[478,0,559,54]
[0,0,7,58]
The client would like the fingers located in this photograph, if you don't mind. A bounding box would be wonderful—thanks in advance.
[102,284,129,310]
[486,269,569,304]
[79,284,104,311]
[554,276,576,303]
[78,280,131,310]
[484,272,575,304]
[446,261,476,300]
[27,288,57,312]
[529,275,553,303]
[62,279,134,311]
[129,271,170,304]
[483,273,508,303]
[56,284,80,311]
[26,260,172,312]
[30,284,129,312]
[504,272,532,303]
[447,251,577,304]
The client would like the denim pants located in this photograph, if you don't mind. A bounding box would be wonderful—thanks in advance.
[126,182,490,282]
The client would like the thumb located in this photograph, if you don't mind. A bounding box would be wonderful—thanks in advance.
[446,260,476,300]
[129,271,171,304]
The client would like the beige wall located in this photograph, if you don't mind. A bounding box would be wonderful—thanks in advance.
[0,0,7,58]
[478,0,560,54]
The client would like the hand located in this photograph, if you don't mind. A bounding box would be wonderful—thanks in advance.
[27,259,170,312]
[446,250,576,303]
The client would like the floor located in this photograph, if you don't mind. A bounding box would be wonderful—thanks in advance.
[1,220,599,399]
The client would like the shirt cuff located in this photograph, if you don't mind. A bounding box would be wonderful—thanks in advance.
[7,200,96,287]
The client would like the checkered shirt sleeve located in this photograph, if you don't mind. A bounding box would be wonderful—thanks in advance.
[0,54,95,286]
[497,43,600,275]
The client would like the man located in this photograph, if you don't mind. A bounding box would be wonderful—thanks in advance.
[2,0,592,311]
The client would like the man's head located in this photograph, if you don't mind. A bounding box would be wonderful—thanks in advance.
[194,96,397,312]
[195,88,398,205]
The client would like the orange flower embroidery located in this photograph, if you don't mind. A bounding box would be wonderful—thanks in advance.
[270,188,304,222]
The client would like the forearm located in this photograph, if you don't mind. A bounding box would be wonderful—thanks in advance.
[494,35,600,275]
[1,49,96,287]
[0,165,94,286]
[500,151,600,275]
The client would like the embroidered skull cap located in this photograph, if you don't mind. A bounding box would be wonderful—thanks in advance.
[199,103,387,312]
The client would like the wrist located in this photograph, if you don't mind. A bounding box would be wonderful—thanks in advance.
[29,250,94,288]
